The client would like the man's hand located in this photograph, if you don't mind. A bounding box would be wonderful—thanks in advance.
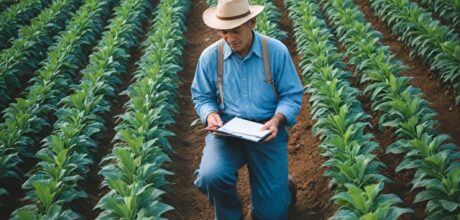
[205,112,223,131]
[260,113,285,143]
[260,118,280,143]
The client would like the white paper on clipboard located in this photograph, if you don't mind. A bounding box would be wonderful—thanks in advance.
[215,117,271,142]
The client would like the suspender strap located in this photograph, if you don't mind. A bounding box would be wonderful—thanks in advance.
[217,40,224,109]
[216,36,279,109]
[262,35,279,100]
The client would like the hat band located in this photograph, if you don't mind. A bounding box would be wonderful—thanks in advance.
[216,10,251,21]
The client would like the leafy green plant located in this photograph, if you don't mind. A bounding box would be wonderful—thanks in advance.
[371,0,460,105]
[319,0,460,218]
[0,0,51,49]
[0,0,113,203]
[0,0,19,13]
[420,0,460,31]
[413,166,460,219]
[284,0,408,218]
[0,0,82,110]
[11,0,149,218]
[96,0,190,218]
[331,183,411,220]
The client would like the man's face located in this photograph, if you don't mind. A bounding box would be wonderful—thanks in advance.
[218,21,255,55]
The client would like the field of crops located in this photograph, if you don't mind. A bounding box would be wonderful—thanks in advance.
[0,0,458,219]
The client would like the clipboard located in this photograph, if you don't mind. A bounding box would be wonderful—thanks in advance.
[213,117,271,143]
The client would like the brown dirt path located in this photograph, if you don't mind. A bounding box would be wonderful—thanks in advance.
[164,0,335,219]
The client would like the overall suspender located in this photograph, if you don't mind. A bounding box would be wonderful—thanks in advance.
[217,35,279,110]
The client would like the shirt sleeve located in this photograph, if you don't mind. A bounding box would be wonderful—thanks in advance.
[191,50,220,125]
[274,44,303,127]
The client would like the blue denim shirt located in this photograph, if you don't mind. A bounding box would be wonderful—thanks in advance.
[191,32,303,127]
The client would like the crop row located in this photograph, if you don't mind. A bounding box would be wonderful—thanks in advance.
[0,0,51,49]
[370,0,460,105]
[0,0,82,111]
[0,0,115,205]
[11,0,150,218]
[320,0,460,218]
[95,0,190,218]
[420,0,460,31]
[285,0,410,219]
[0,0,19,13]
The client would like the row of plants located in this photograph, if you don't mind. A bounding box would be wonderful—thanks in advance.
[419,0,460,31]
[0,0,19,13]
[207,0,286,40]
[369,0,460,105]
[11,0,151,218]
[0,0,82,111]
[95,0,190,218]
[0,0,51,49]
[320,0,460,218]
[0,0,115,205]
[285,0,410,219]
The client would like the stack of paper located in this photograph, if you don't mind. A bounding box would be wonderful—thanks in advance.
[215,117,271,142]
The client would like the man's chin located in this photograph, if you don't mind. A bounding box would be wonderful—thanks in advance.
[230,46,241,52]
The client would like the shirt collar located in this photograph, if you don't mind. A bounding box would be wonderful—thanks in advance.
[223,31,262,60]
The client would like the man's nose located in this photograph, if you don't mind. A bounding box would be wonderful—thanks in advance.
[227,32,237,42]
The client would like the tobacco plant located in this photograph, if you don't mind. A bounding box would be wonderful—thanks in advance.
[11,0,149,218]
[331,183,408,220]
[284,0,410,219]
[0,0,82,110]
[371,0,460,105]
[96,0,190,218]
[420,0,460,31]
[0,0,19,12]
[320,0,460,218]
[0,0,114,204]
[0,0,51,49]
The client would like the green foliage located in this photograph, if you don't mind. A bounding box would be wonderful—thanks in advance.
[0,0,82,110]
[371,0,460,105]
[320,0,460,218]
[11,0,150,217]
[0,0,113,205]
[0,0,51,49]
[420,0,460,31]
[96,0,190,218]
[331,183,411,220]
[0,0,19,13]
[284,0,407,218]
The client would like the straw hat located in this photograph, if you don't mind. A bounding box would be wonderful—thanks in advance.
[203,0,264,30]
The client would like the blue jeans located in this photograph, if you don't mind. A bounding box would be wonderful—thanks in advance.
[194,127,291,220]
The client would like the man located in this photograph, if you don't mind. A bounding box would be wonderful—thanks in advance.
[191,0,303,219]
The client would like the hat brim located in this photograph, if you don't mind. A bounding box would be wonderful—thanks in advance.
[203,5,264,30]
